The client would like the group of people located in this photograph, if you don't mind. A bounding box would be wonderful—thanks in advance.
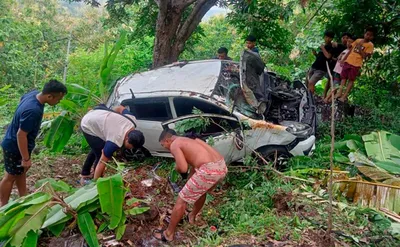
[307,27,375,102]
[0,81,227,243]
[215,34,260,60]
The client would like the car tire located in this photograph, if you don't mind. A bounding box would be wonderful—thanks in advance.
[122,147,151,162]
[256,146,292,171]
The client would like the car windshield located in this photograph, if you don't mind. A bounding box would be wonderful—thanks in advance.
[211,61,260,119]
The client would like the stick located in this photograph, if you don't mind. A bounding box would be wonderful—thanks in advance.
[326,61,335,235]
[333,179,400,190]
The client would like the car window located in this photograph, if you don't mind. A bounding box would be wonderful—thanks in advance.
[123,97,172,121]
[173,97,230,117]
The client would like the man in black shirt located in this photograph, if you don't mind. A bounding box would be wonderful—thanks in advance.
[306,31,335,94]
[323,32,351,99]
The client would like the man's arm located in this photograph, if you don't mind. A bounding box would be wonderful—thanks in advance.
[93,152,110,179]
[93,141,119,180]
[113,105,126,114]
[320,45,332,59]
[170,144,189,174]
[17,129,31,168]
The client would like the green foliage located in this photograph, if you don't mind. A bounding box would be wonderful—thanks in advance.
[34,178,73,193]
[21,230,39,247]
[44,112,76,153]
[97,174,125,229]
[77,212,99,247]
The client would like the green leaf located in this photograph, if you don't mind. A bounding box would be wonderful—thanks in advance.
[44,112,76,153]
[116,213,126,240]
[333,152,349,163]
[126,197,145,206]
[34,178,72,193]
[126,207,150,216]
[97,222,108,234]
[21,230,38,247]
[47,222,66,237]
[43,183,98,228]
[362,131,400,169]
[97,174,124,229]
[9,202,50,247]
[77,212,99,247]
[0,210,26,239]
[375,161,400,174]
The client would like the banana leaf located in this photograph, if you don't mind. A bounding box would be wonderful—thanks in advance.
[116,213,127,240]
[42,183,98,228]
[362,131,400,172]
[47,222,66,237]
[44,111,76,153]
[97,174,124,229]
[21,230,39,247]
[9,202,50,247]
[77,212,99,247]
[34,178,72,193]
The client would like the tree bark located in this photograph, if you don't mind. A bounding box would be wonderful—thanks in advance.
[152,0,217,68]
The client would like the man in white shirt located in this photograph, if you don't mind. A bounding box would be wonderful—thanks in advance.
[80,105,145,184]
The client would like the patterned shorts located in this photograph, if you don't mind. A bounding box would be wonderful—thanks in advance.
[2,149,24,175]
[179,159,227,204]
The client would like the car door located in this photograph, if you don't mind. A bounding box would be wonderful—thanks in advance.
[122,97,173,156]
[161,114,246,164]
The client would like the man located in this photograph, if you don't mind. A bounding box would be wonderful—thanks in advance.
[306,31,335,94]
[79,105,145,184]
[245,35,259,53]
[336,27,374,102]
[0,80,67,206]
[323,32,351,99]
[216,47,232,60]
[153,129,227,242]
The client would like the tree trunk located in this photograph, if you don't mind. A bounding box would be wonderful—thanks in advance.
[152,0,217,68]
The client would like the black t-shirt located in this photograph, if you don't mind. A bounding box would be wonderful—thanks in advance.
[329,43,346,71]
[311,44,333,72]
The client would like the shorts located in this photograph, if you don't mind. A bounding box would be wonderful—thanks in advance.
[307,68,326,84]
[2,149,25,175]
[333,72,341,88]
[340,63,360,81]
[179,159,227,204]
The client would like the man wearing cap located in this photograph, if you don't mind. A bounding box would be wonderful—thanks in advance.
[79,105,145,184]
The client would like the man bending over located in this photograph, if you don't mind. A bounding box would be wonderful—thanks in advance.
[153,129,227,242]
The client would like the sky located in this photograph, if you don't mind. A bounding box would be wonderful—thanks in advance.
[202,6,229,21]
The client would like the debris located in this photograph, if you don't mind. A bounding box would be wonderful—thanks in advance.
[141,178,153,187]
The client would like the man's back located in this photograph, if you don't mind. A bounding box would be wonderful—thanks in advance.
[1,90,44,153]
[172,137,223,168]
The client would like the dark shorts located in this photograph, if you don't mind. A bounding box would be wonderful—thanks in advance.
[333,72,341,87]
[2,149,24,175]
[340,63,360,81]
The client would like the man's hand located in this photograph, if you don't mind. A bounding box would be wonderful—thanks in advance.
[113,105,126,114]
[332,42,338,48]
[312,49,317,56]
[21,159,32,172]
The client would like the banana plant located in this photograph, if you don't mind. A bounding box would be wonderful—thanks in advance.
[44,30,127,152]
[0,174,149,247]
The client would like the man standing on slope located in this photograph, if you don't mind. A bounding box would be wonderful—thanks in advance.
[153,129,227,242]
[0,80,67,206]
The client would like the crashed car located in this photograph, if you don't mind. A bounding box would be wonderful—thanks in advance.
[107,50,316,168]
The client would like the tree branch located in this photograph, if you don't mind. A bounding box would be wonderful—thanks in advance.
[175,0,217,53]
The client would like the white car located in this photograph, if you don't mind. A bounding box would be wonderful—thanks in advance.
[107,51,316,169]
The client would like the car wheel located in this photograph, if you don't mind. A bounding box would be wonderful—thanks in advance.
[122,147,151,162]
[256,146,292,171]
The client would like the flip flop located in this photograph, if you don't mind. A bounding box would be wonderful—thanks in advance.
[152,229,172,242]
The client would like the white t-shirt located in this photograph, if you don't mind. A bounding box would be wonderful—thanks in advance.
[81,110,137,147]
[333,49,350,74]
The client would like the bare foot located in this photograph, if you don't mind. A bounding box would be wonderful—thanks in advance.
[338,97,347,102]
[323,97,329,104]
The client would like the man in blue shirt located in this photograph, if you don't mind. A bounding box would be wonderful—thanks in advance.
[245,35,260,53]
[0,80,67,206]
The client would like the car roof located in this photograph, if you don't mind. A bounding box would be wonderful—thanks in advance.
[113,60,231,101]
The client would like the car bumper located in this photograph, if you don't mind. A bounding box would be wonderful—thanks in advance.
[288,135,316,156]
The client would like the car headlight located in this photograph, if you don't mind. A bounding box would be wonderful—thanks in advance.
[280,121,312,137]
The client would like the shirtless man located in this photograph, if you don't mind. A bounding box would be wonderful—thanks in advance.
[153,129,227,242]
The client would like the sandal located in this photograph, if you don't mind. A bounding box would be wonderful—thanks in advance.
[152,229,172,242]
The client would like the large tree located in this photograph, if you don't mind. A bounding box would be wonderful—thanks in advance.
[74,0,220,68]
